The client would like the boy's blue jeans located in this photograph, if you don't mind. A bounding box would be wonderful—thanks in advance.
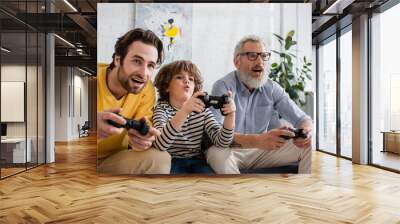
[170,158,214,174]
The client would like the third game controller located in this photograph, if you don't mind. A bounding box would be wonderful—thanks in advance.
[280,128,307,140]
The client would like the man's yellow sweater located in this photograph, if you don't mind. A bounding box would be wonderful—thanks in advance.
[97,64,156,159]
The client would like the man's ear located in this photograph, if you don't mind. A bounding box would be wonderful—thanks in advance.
[233,55,240,69]
[114,55,121,67]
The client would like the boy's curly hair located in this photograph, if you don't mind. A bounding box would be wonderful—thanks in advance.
[154,60,203,102]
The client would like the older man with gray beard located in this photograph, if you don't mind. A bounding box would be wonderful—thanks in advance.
[206,35,313,174]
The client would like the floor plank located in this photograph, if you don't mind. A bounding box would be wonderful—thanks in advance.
[0,135,399,223]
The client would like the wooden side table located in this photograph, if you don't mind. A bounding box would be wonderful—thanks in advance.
[381,131,400,154]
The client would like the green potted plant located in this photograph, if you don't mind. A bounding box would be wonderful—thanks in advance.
[269,30,312,107]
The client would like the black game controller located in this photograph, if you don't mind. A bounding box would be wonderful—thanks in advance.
[107,114,149,136]
[280,128,307,140]
[198,92,230,115]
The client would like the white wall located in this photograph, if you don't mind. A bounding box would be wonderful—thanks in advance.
[54,67,89,141]
[98,3,312,92]
[1,65,33,137]
[1,65,26,140]
[55,67,68,141]
[1,65,26,81]
[1,64,46,163]
[97,3,135,64]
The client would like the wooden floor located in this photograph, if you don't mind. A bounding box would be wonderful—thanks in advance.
[1,135,400,223]
[1,167,26,178]
[1,163,46,178]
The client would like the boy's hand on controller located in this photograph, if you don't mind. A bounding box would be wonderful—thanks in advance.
[98,108,126,140]
[182,91,205,114]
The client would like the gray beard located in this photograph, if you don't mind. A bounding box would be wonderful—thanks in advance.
[238,71,267,89]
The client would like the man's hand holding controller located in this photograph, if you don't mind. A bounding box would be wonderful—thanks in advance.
[98,108,126,140]
[98,108,160,151]
[280,127,311,149]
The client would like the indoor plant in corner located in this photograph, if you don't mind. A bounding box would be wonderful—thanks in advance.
[269,30,312,107]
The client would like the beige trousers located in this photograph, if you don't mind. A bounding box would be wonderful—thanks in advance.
[206,141,311,174]
[97,148,171,174]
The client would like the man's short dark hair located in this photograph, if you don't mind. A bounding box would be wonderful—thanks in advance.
[108,28,164,70]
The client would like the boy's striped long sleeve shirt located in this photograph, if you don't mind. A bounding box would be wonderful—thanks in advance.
[153,101,233,159]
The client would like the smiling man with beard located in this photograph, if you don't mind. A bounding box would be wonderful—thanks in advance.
[207,35,313,174]
[97,28,171,174]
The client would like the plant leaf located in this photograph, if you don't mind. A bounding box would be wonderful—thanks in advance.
[285,36,293,50]
[269,30,310,107]
[273,33,284,41]
[298,82,304,91]
[288,88,299,100]
[285,55,292,65]
[271,50,281,55]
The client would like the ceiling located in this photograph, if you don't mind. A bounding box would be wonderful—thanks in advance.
[0,0,392,74]
[0,0,100,74]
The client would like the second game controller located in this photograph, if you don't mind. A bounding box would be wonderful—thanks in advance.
[197,92,230,109]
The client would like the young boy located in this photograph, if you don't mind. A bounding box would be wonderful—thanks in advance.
[153,60,236,174]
